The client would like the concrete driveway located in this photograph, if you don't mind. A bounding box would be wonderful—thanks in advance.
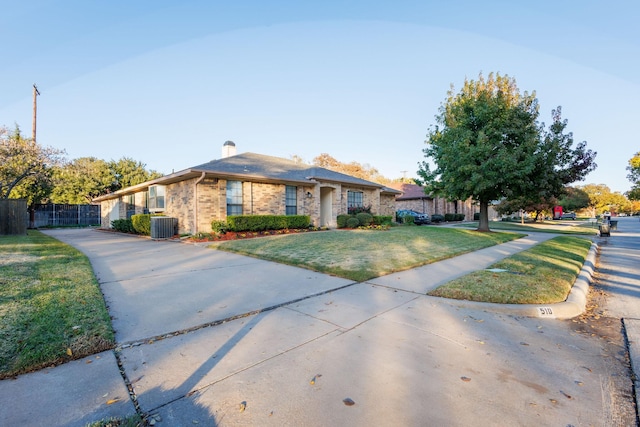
[1,224,638,426]
[46,229,354,343]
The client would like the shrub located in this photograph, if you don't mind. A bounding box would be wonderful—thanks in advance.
[355,212,373,226]
[211,220,228,235]
[443,213,464,222]
[474,212,480,221]
[431,214,444,223]
[111,219,134,233]
[372,215,393,226]
[227,215,311,232]
[337,214,352,229]
[131,214,151,235]
[346,217,360,228]
[402,215,415,225]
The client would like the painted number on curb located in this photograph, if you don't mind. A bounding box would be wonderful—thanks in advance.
[537,307,554,317]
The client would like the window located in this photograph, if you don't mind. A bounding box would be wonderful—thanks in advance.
[148,185,165,212]
[285,186,297,215]
[347,190,363,209]
[226,180,243,216]
[125,194,136,219]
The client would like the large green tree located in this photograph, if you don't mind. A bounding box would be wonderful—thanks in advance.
[50,156,163,203]
[0,125,65,201]
[109,157,162,190]
[50,157,114,204]
[627,151,640,200]
[418,73,540,231]
[557,186,590,213]
[418,73,596,231]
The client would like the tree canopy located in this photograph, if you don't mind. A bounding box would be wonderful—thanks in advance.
[627,151,640,200]
[49,156,163,204]
[578,183,628,216]
[418,72,596,231]
[110,157,162,190]
[0,125,65,204]
[50,157,115,204]
[312,153,390,184]
[557,186,590,213]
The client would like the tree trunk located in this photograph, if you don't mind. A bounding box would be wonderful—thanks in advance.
[29,207,35,229]
[477,201,490,232]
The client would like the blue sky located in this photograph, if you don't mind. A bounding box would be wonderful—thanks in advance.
[2,1,639,193]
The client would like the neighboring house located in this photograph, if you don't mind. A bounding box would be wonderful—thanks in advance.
[391,183,493,221]
[93,142,400,234]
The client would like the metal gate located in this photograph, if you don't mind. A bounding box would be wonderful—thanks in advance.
[32,204,101,227]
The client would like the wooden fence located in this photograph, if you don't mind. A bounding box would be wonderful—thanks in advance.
[0,199,27,235]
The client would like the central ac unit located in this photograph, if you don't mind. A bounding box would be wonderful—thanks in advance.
[150,216,177,239]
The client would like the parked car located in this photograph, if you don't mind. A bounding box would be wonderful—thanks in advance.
[561,212,576,220]
[396,209,431,225]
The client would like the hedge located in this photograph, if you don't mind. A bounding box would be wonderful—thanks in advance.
[226,215,311,232]
[346,217,360,228]
[431,214,445,223]
[402,215,415,225]
[131,214,151,235]
[131,214,171,236]
[356,212,373,226]
[211,220,228,234]
[444,213,465,222]
[111,219,134,233]
[337,214,393,228]
[372,215,393,226]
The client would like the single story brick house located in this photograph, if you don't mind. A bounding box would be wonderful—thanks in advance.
[93,142,400,234]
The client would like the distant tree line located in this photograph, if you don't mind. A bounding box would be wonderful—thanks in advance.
[0,124,162,209]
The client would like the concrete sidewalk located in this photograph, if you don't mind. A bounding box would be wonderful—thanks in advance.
[0,224,637,426]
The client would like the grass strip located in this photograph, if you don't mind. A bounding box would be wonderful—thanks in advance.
[428,236,592,304]
[217,226,524,282]
[0,231,114,378]
[456,220,598,235]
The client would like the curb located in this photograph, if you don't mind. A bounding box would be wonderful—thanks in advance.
[439,242,598,319]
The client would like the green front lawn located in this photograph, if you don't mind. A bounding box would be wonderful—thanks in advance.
[0,231,114,378]
[428,236,592,304]
[217,226,524,282]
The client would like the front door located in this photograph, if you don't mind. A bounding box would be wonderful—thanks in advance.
[320,187,333,227]
[109,200,120,227]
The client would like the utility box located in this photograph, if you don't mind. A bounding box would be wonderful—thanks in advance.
[150,216,177,239]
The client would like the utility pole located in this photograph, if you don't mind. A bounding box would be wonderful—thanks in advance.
[32,84,40,143]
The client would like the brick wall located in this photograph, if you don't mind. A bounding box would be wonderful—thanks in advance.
[396,197,480,221]
[100,178,395,233]
[244,182,286,215]
[379,193,397,216]
[164,179,195,234]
